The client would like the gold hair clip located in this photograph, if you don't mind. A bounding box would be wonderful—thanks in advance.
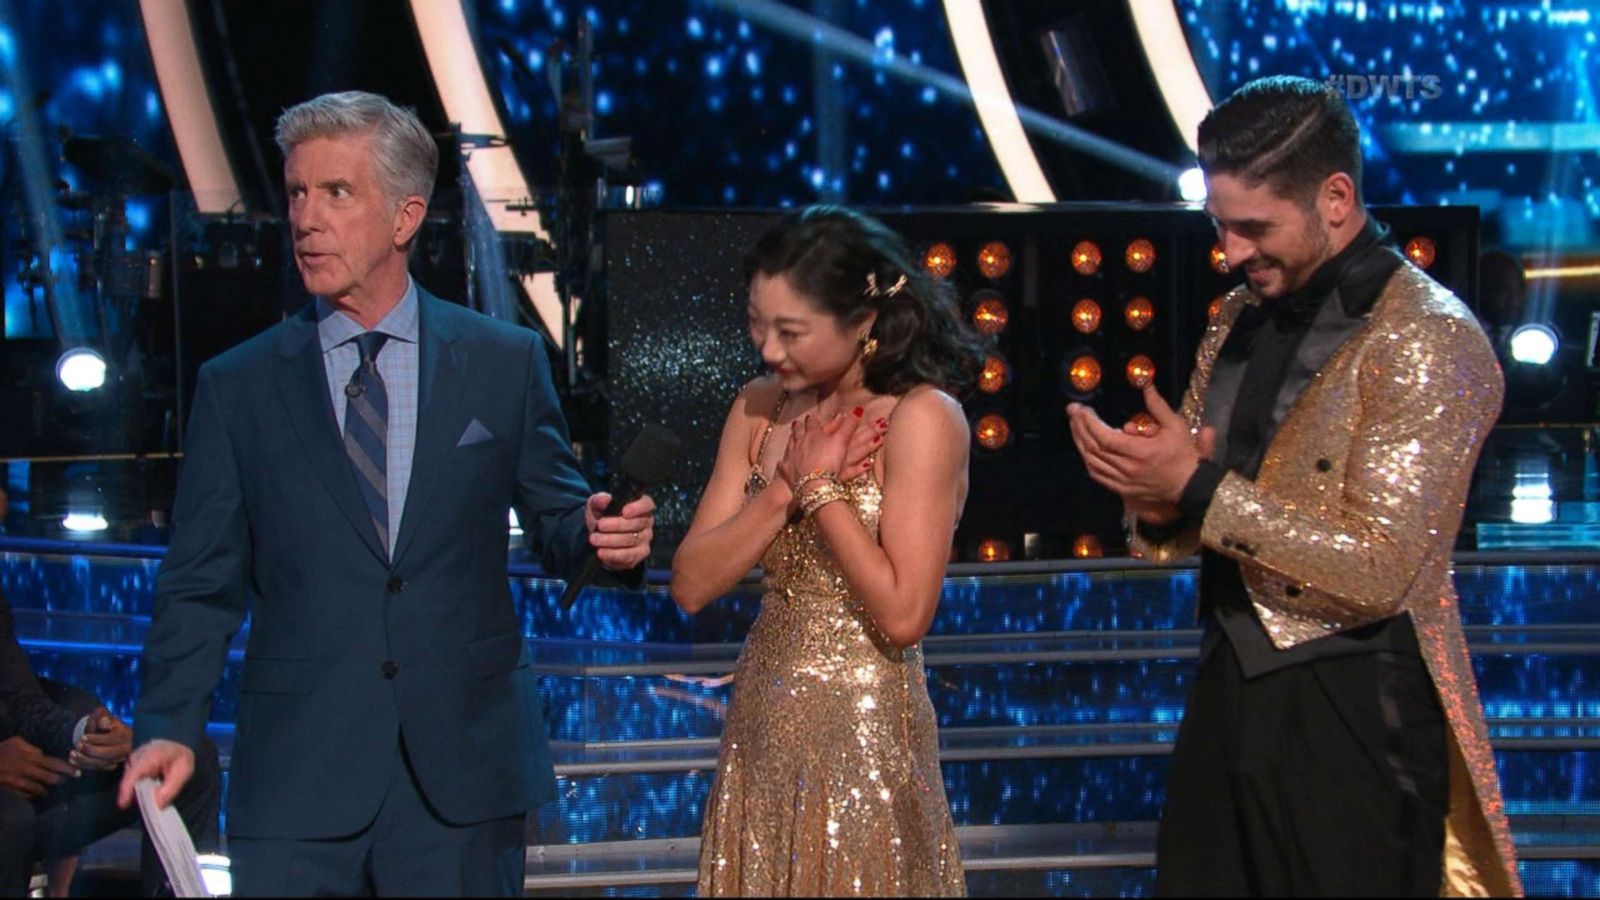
[864,272,908,299]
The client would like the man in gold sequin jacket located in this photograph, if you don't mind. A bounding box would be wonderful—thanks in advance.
[1069,76,1519,897]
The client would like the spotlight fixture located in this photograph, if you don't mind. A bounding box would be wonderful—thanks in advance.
[1126,355,1156,389]
[1125,238,1156,273]
[1509,324,1559,366]
[62,511,109,533]
[56,348,107,392]
[1070,240,1102,275]
[1073,534,1104,558]
[1177,167,1206,202]
[971,292,1010,335]
[1066,355,1102,394]
[1124,296,1154,331]
[977,241,1012,280]
[1209,243,1229,273]
[978,354,1010,394]
[1071,299,1103,334]
[974,413,1012,450]
[976,538,1012,562]
[923,242,956,279]
[1403,236,1437,269]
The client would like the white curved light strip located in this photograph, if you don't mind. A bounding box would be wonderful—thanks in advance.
[941,0,1056,202]
[139,0,242,214]
[409,0,563,345]
[1126,0,1213,155]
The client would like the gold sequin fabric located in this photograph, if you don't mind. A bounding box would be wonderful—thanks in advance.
[1134,262,1521,896]
[696,470,966,897]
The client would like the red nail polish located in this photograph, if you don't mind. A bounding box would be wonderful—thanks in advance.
[853,406,864,417]
[875,417,887,428]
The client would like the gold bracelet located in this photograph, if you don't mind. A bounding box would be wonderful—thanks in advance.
[799,482,849,519]
[793,468,838,494]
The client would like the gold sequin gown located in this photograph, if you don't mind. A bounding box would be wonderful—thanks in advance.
[696,462,965,896]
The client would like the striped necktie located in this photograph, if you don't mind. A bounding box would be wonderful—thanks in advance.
[343,332,390,555]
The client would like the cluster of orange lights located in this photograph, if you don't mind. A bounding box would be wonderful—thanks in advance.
[971,294,1009,335]
[1071,299,1102,334]
[978,355,1009,394]
[1124,296,1154,331]
[974,535,1101,562]
[1070,241,1102,275]
[1126,355,1156,389]
[1404,236,1437,269]
[1067,355,1102,393]
[977,241,1012,280]
[974,413,1012,451]
[922,242,956,279]
[1209,243,1229,273]
[1065,239,1159,275]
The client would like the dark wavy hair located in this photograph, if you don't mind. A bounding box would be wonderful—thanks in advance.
[1197,75,1362,208]
[743,206,985,397]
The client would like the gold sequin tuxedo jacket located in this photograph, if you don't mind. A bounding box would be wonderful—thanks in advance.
[1130,261,1520,897]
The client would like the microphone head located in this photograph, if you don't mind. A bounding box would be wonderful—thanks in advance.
[618,424,683,487]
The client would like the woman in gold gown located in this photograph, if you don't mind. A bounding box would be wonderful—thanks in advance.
[670,206,984,896]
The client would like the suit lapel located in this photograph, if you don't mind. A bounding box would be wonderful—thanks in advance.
[1199,301,1262,470]
[391,293,469,567]
[1266,287,1374,436]
[275,305,390,563]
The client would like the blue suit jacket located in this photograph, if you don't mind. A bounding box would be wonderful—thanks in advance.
[135,290,595,839]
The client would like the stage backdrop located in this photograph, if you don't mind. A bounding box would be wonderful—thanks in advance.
[606,204,1477,562]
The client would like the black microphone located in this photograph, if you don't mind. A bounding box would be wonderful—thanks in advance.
[559,424,683,609]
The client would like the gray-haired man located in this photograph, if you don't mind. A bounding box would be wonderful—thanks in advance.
[118,91,656,896]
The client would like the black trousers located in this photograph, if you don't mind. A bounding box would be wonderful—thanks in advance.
[1155,636,1449,897]
[0,682,222,897]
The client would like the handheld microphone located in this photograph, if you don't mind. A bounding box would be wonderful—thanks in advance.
[559,424,683,609]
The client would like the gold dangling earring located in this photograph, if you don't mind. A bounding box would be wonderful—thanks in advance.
[860,336,880,361]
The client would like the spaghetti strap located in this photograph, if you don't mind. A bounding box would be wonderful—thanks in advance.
[750,390,789,471]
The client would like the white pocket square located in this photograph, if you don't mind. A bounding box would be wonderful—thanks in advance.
[456,419,495,447]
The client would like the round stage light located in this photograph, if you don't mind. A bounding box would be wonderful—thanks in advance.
[56,348,107,392]
[1126,355,1156,389]
[977,241,1012,279]
[1125,238,1156,273]
[1124,296,1154,331]
[1127,412,1157,436]
[1067,355,1102,393]
[1073,534,1104,559]
[1177,167,1207,202]
[971,294,1010,335]
[978,355,1010,394]
[974,413,1012,450]
[1509,324,1559,366]
[976,538,1012,562]
[1071,299,1103,334]
[1070,240,1102,275]
[923,242,956,279]
[1209,243,1229,273]
[1403,236,1437,269]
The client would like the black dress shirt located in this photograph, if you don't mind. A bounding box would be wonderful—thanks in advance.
[1152,218,1423,676]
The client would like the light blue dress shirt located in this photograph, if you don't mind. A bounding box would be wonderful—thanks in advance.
[317,279,420,556]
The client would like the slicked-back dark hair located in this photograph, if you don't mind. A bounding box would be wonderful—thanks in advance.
[1197,75,1363,207]
[744,206,985,397]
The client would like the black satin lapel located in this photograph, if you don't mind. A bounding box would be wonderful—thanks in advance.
[1200,305,1264,470]
[1266,287,1373,437]
[276,323,390,563]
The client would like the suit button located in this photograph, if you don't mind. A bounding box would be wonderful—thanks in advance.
[387,577,405,594]
[1316,458,1333,473]
[381,661,398,679]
